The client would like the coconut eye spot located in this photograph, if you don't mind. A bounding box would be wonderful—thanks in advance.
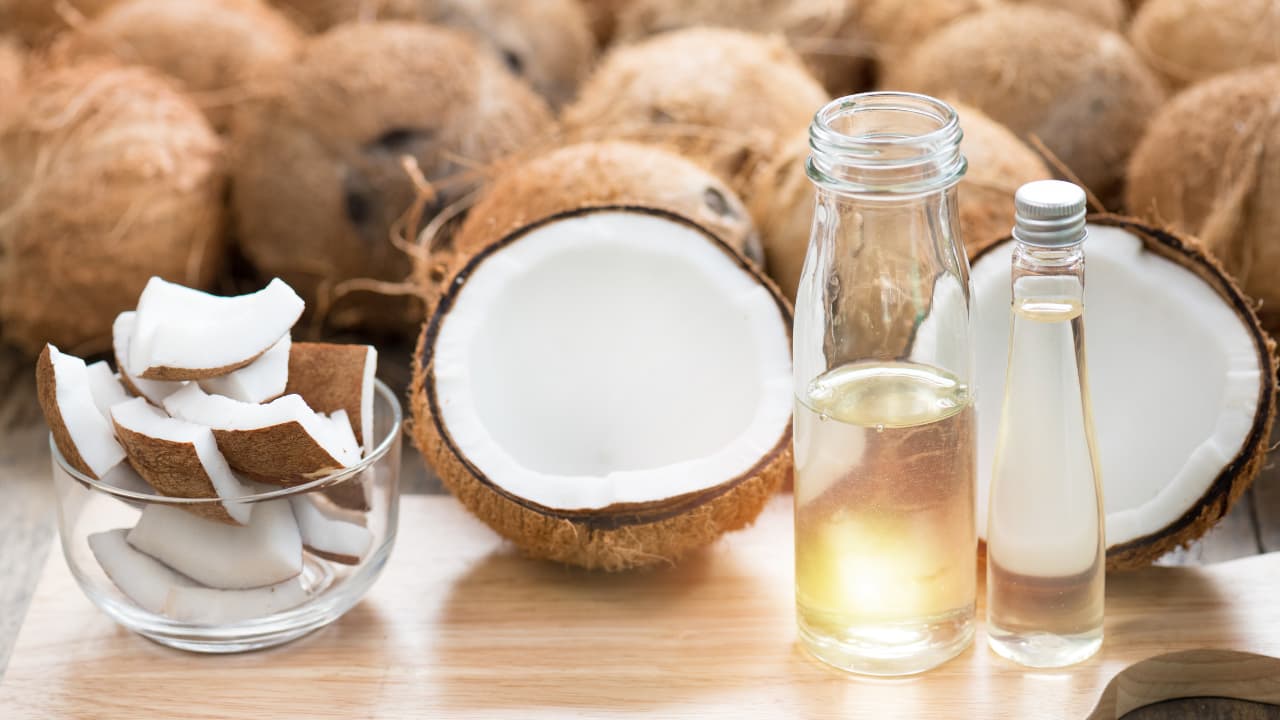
[366,127,433,154]
[500,48,524,75]
[702,186,737,219]
[343,189,371,227]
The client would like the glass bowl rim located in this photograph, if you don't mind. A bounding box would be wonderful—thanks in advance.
[50,378,402,506]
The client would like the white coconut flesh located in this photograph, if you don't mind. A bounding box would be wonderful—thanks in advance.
[127,500,302,590]
[113,312,187,405]
[44,345,127,479]
[431,210,792,512]
[973,224,1264,551]
[110,398,254,525]
[198,334,291,404]
[128,277,304,380]
[85,362,130,421]
[89,529,309,623]
[290,493,373,564]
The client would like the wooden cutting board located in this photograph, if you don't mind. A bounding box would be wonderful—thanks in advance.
[2,496,1279,719]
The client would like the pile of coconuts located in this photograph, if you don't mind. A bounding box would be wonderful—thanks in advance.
[2,0,1279,572]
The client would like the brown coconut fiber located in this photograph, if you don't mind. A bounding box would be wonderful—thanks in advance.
[54,0,303,133]
[1126,64,1280,330]
[971,216,1277,570]
[0,61,225,356]
[0,40,23,107]
[411,207,794,571]
[1130,0,1280,89]
[0,0,122,46]
[884,5,1165,207]
[230,21,555,336]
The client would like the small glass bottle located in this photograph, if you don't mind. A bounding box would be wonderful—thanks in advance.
[986,180,1105,668]
[793,92,976,676]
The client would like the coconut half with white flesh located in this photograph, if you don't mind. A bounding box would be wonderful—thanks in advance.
[284,342,376,452]
[163,384,360,484]
[198,333,291,404]
[127,277,304,381]
[35,345,127,480]
[127,499,302,589]
[110,397,253,525]
[970,218,1276,570]
[112,312,186,405]
[412,207,794,571]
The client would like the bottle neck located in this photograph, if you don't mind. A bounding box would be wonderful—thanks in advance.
[1011,240,1085,302]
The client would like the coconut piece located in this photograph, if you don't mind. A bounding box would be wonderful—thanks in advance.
[0,62,224,356]
[612,0,869,96]
[884,6,1165,207]
[111,397,253,525]
[1130,0,1280,88]
[127,277,303,381]
[970,218,1276,570]
[111,312,186,405]
[318,409,374,513]
[230,22,554,335]
[413,207,794,570]
[84,361,130,421]
[163,384,360,483]
[1126,65,1280,331]
[198,334,291,404]
[290,493,373,564]
[283,342,376,451]
[431,141,763,307]
[53,0,302,133]
[89,528,179,615]
[0,0,122,46]
[35,345,127,480]
[127,499,302,589]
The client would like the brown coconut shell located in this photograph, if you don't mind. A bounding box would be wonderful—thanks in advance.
[230,22,554,336]
[612,0,870,96]
[284,341,374,446]
[35,346,99,479]
[428,141,763,307]
[1130,0,1280,89]
[211,422,352,486]
[0,62,225,356]
[0,0,121,46]
[411,207,794,571]
[1126,65,1280,330]
[112,419,244,525]
[54,0,303,133]
[970,216,1277,570]
[745,101,1050,302]
[883,5,1165,207]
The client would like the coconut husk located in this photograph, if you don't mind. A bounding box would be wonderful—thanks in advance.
[883,6,1165,208]
[970,215,1277,570]
[1130,0,1280,89]
[411,207,794,571]
[429,141,762,307]
[0,61,224,356]
[1126,65,1280,330]
[577,0,621,46]
[0,0,121,46]
[612,0,870,96]
[230,21,555,337]
[0,39,23,110]
[284,341,374,446]
[53,0,302,133]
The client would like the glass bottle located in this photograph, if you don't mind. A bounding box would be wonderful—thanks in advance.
[985,180,1104,668]
[793,92,976,676]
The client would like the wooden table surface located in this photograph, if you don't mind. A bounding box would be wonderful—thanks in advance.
[2,344,1280,717]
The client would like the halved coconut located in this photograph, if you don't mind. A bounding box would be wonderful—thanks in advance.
[35,345,127,480]
[163,384,360,483]
[412,207,794,571]
[84,361,130,421]
[110,397,253,525]
[971,218,1276,570]
[128,277,303,381]
[127,499,302,589]
[89,528,309,622]
[290,493,373,564]
[199,334,291,404]
[283,342,376,451]
[111,311,186,405]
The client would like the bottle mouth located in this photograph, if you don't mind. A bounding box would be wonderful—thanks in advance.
[807,92,966,197]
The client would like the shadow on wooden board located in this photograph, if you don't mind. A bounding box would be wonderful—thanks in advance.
[1093,650,1280,719]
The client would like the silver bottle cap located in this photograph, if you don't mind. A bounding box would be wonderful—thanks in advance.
[1013,180,1087,248]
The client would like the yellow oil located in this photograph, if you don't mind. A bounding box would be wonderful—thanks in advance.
[794,361,976,676]
[986,296,1104,667]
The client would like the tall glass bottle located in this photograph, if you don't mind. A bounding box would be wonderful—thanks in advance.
[793,93,976,676]
[986,180,1104,668]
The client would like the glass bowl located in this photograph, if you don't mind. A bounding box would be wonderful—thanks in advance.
[50,379,402,654]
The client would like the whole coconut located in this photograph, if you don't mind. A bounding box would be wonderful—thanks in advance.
[747,101,1050,301]
[0,0,121,46]
[55,0,303,132]
[1130,0,1280,89]
[231,22,554,334]
[612,0,870,95]
[885,6,1164,206]
[0,62,224,355]
[578,0,622,46]
[1127,65,1280,329]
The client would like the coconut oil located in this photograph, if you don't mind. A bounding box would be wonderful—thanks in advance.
[794,361,976,676]
[986,181,1104,668]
